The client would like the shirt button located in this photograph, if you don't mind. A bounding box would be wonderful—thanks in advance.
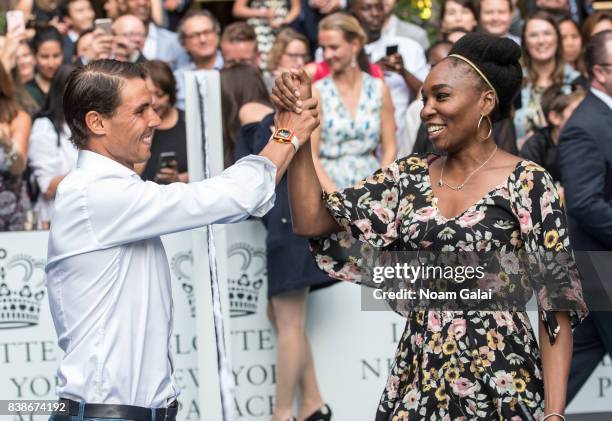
[281,218,288,224]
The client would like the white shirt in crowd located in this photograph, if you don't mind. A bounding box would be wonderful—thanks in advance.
[365,35,429,158]
[143,22,190,70]
[381,15,430,50]
[174,50,224,111]
[28,118,78,222]
[46,150,276,407]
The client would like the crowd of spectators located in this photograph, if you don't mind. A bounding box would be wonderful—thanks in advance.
[0,0,609,231]
[0,1,611,420]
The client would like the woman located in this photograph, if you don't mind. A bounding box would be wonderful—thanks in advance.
[25,26,64,109]
[514,11,578,144]
[312,13,396,192]
[266,27,310,89]
[0,63,32,231]
[15,41,36,84]
[440,0,478,34]
[232,0,301,70]
[520,84,585,184]
[275,33,586,420]
[235,98,333,421]
[559,17,584,75]
[478,0,520,44]
[28,64,78,226]
[221,63,273,168]
[137,60,189,183]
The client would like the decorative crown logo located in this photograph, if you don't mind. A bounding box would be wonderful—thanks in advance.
[228,243,265,318]
[0,249,46,329]
[171,251,195,318]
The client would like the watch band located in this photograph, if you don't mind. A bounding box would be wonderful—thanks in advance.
[271,134,300,153]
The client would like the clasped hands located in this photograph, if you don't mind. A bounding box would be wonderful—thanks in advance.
[271,69,320,149]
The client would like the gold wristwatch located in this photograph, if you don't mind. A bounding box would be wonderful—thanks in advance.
[271,128,300,153]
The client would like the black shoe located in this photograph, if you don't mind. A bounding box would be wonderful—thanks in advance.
[304,404,332,421]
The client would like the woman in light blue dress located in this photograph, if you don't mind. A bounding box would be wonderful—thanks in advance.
[311,13,397,192]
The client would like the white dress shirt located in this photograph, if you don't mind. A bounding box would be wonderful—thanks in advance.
[592,86,612,110]
[365,35,429,158]
[381,15,430,50]
[28,118,78,222]
[46,150,276,407]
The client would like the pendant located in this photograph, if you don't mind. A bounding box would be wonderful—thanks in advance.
[437,180,443,187]
[457,185,463,190]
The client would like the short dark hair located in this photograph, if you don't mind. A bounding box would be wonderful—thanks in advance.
[143,60,177,106]
[31,26,64,54]
[63,60,146,149]
[440,0,479,26]
[585,29,612,79]
[221,22,257,44]
[177,9,221,42]
[59,0,91,19]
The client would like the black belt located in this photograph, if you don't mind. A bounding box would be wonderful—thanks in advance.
[58,398,178,421]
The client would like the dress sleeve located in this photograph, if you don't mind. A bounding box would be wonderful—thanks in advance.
[309,156,414,284]
[509,162,588,344]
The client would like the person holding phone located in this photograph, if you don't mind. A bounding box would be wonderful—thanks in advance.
[137,60,189,183]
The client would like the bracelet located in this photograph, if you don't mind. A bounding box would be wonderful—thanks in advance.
[542,413,566,421]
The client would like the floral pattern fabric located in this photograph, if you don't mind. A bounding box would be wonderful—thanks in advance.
[315,72,382,189]
[310,154,587,420]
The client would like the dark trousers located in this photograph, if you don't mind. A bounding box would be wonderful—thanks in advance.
[567,311,612,404]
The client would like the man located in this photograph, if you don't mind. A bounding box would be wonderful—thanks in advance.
[351,0,428,157]
[124,0,189,69]
[174,9,223,110]
[381,0,429,50]
[559,30,612,404]
[59,0,95,63]
[479,0,521,45]
[220,22,260,69]
[46,59,318,416]
[112,14,148,63]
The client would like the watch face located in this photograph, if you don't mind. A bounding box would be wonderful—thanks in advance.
[276,128,292,139]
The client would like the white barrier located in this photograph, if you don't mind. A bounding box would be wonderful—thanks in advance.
[1,226,611,420]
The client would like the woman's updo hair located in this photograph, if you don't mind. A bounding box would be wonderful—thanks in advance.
[447,33,522,122]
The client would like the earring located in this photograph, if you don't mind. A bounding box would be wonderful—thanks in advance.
[351,55,357,68]
[477,114,493,141]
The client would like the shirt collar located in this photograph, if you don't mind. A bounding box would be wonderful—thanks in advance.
[77,150,140,179]
[591,86,612,111]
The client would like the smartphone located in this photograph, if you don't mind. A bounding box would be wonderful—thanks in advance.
[158,152,177,172]
[6,10,25,35]
[385,45,399,56]
[94,18,113,35]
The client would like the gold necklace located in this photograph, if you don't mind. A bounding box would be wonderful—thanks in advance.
[437,145,498,191]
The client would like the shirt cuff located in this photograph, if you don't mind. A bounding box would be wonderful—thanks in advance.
[231,154,277,218]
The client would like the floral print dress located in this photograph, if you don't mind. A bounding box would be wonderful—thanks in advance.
[315,72,382,189]
[310,154,587,421]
